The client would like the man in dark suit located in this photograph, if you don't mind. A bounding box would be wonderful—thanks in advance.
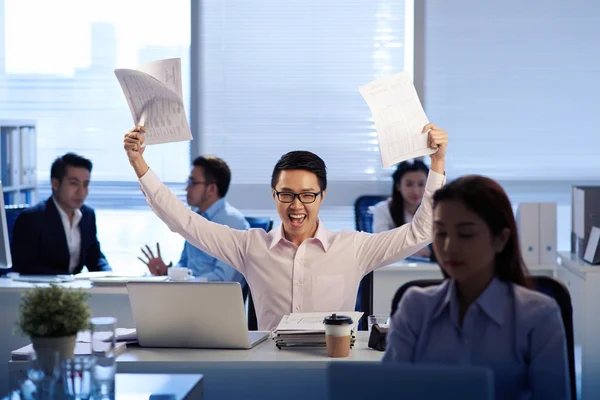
[11,153,111,275]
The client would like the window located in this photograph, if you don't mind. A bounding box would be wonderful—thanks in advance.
[1,0,192,187]
[423,0,600,181]
[198,0,414,192]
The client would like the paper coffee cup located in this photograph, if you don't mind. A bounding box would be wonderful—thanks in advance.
[323,314,353,358]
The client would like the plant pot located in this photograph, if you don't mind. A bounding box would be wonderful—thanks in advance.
[31,335,77,373]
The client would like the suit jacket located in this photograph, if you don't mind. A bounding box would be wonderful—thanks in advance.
[11,197,111,275]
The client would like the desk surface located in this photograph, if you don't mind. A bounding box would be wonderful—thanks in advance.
[559,251,600,273]
[376,260,557,273]
[117,332,381,365]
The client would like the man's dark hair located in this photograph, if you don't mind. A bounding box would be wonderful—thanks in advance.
[50,153,93,182]
[271,151,327,191]
[192,155,232,198]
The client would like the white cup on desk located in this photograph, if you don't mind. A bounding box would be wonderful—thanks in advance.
[167,267,193,281]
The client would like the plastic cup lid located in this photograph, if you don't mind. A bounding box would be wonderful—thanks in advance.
[323,313,353,325]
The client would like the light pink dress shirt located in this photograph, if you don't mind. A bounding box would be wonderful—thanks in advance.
[139,169,446,329]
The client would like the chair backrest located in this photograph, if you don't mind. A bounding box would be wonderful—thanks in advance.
[243,216,273,331]
[5,204,29,247]
[353,195,387,232]
[328,362,494,400]
[390,276,577,400]
[245,216,273,232]
[353,195,386,330]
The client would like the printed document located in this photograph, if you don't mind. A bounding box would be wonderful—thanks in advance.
[275,311,363,333]
[115,57,192,145]
[359,72,437,167]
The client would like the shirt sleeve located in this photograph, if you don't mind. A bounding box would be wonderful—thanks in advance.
[175,242,188,269]
[528,304,571,400]
[139,169,249,274]
[381,287,422,363]
[355,170,445,273]
[199,211,250,284]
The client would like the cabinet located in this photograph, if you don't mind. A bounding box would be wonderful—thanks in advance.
[0,120,37,205]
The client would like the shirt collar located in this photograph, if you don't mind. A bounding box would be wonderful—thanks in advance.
[52,196,82,226]
[268,219,331,252]
[200,197,226,220]
[432,277,507,327]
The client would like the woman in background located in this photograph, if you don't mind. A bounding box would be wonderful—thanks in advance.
[372,159,432,259]
[382,175,570,400]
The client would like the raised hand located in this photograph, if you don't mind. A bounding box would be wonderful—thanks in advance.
[422,123,448,174]
[138,242,171,276]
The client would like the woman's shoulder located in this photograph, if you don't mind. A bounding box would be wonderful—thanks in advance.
[511,282,561,323]
[371,198,391,212]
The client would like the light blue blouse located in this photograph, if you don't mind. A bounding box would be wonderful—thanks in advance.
[382,278,570,399]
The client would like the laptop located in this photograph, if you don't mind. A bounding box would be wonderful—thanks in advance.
[126,281,270,349]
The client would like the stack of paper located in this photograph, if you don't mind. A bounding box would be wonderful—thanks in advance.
[273,312,363,350]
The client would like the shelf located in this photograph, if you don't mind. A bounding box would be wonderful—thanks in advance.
[0,121,38,205]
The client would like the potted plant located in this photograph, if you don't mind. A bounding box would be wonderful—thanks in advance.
[16,284,91,366]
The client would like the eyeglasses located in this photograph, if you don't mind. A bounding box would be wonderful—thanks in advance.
[186,178,213,187]
[273,190,322,204]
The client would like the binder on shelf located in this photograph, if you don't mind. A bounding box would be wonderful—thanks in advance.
[0,127,14,187]
[0,121,38,206]
[539,202,558,265]
[517,203,540,266]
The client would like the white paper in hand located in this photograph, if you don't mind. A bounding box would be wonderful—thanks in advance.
[359,72,436,167]
[114,57,192,145]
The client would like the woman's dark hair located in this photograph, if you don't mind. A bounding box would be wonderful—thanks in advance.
[432,175,532,288]
[389,160,429,227]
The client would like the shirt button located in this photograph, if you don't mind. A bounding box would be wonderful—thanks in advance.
[295,306,300,311]
[295,281,300,286]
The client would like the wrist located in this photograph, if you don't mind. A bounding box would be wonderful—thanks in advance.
[430,158,445,175]
[161,262,172,276]
[131,158,150,178]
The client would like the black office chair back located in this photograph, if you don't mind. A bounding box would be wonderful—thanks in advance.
[244,216,273,330]
[354,195,388,233]
[5,204,29,247]
[390,276,577,400]
[245,216,273,232]
[353,195,387,330]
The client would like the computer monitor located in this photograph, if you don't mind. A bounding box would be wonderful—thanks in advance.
[0,183,13,269]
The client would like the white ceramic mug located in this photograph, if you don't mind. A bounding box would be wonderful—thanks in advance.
[167,267,193,281]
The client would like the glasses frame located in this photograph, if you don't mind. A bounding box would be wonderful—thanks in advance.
[186,178,214,187]
[273,189,323,204]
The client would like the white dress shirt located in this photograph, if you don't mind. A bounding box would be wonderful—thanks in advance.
[371,199,413,233]
[139,169,445,329]
[52,197,82,273]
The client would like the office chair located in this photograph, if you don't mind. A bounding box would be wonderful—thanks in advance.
[245,216,273,232]
[244,216,273,330]
[390,276,577,400]
[353,195,387,330]
[328,362,494,400]
[5,204,29,247]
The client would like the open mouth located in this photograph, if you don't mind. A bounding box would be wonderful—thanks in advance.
[288,213,307,228]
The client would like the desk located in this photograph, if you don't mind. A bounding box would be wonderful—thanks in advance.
[0,278,134,394]
[9,333,381,400]
[2,373,203,399]
[373,261,557,316]
[557,252,600,399]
